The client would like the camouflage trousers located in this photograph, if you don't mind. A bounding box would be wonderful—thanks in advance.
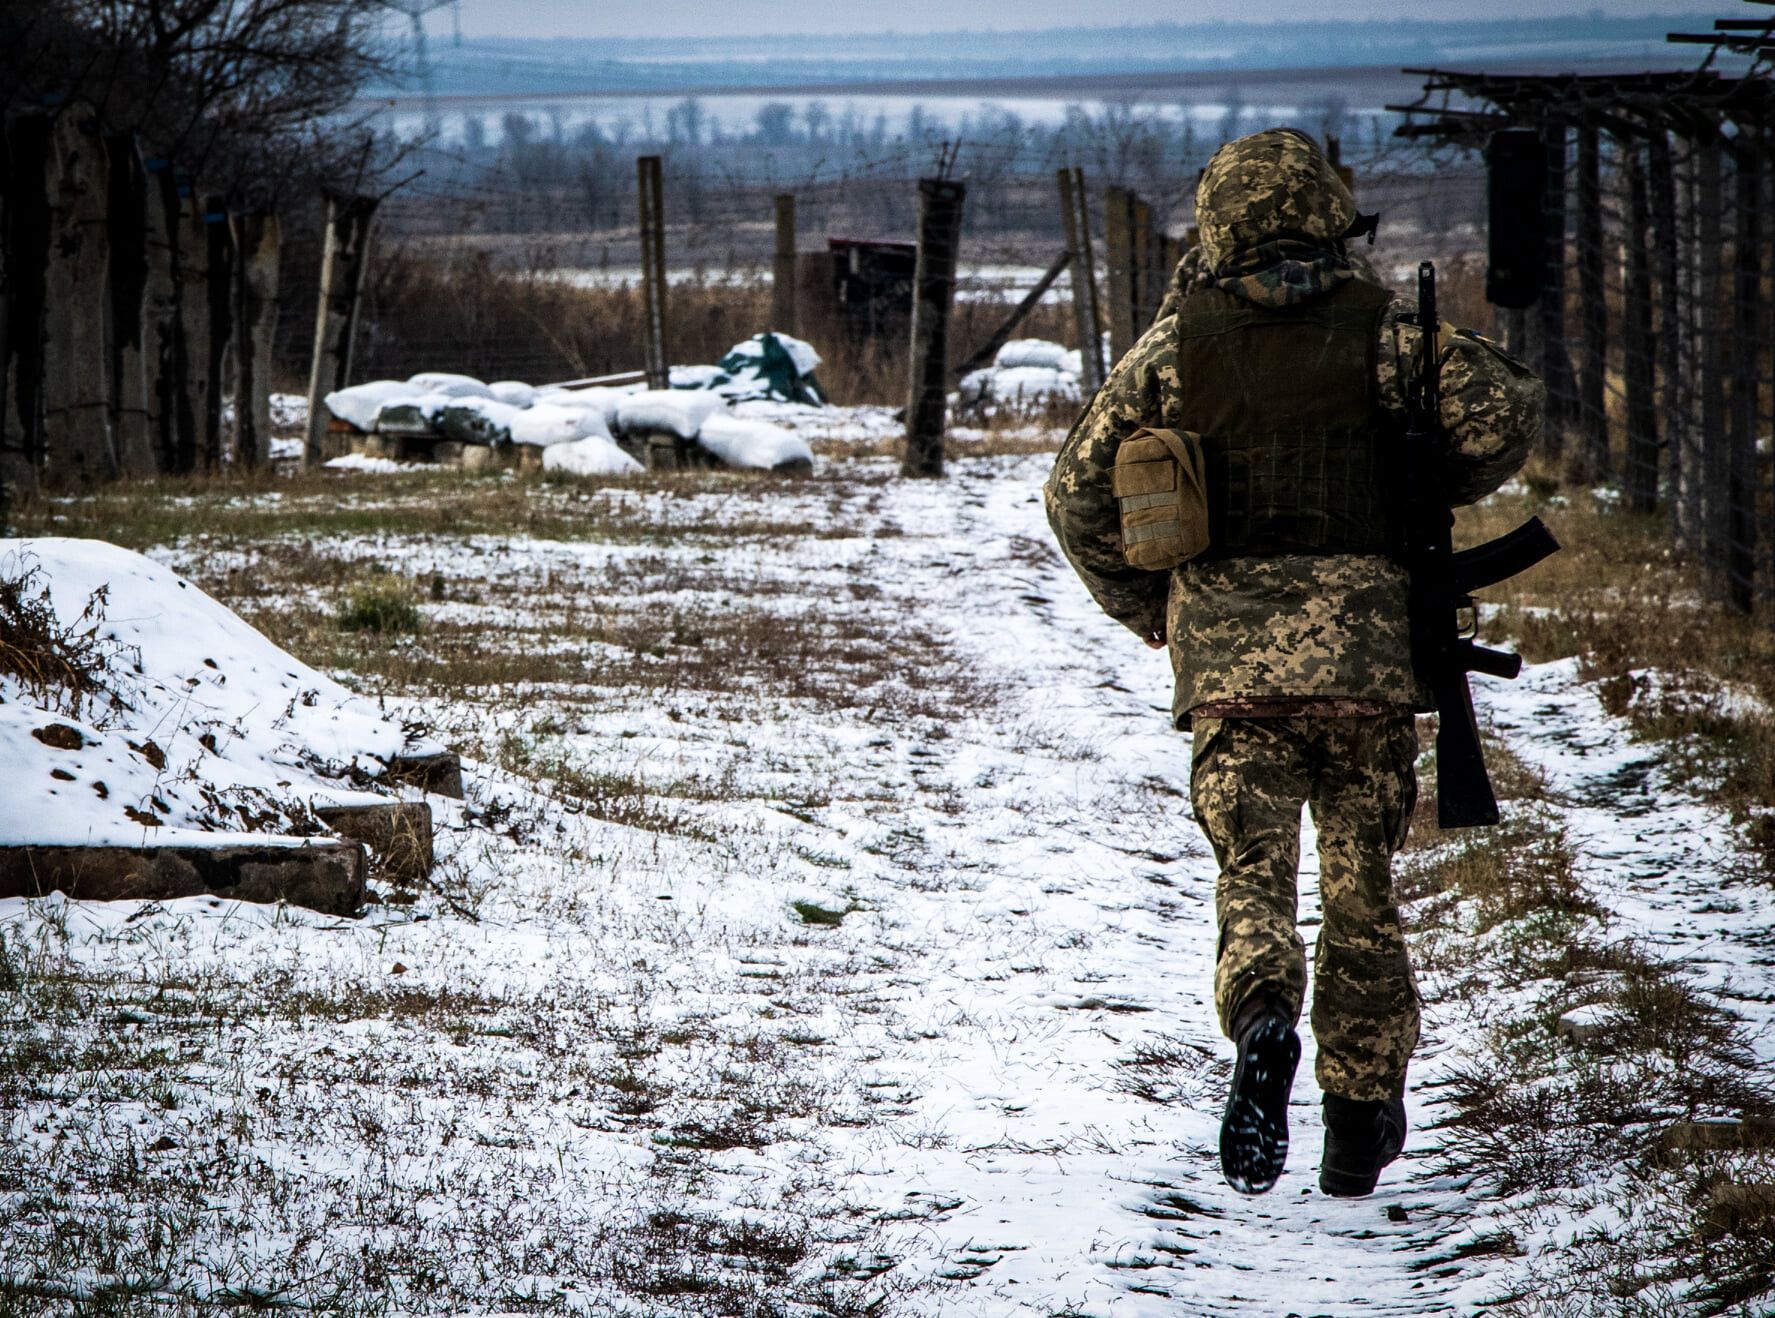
[1190,713,1422,1101]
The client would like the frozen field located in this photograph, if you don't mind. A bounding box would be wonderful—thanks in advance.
[2,415,1772,1313]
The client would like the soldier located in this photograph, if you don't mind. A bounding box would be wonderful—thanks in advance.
[1044,128,1542,1197]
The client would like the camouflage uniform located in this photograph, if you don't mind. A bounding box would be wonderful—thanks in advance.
[1045,128,1542,1102]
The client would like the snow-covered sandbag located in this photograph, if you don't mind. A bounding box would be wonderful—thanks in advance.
[728,331,821,377]
[1062,347,1085,377]
[994,339,1072,371]
[697,333,824,405]
[696,412,814,473]
[990,365,1076,402]
[616,389,721,440]
[406,372,494,400]
[957,368,993,409]
[324,380,417,432]
[487,380,538,408]
[374,391,455,435]
[509,402,609,448]
[436,397,522,446]
[542,434,643,476]
[539,386,630,432]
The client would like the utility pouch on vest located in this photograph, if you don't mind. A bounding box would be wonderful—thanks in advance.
[1112,427,1210,571]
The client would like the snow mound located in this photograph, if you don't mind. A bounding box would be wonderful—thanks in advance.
[542,435,643,476]
[325,453,421,474]
[0,540,445,850]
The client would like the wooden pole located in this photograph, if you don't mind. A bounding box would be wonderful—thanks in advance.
[1726,143,1761,613]
[1697,138,1726,589]
[1130,191,1154,334]
[234,212,280,468]
[201,194,233,473]
[1623,141,1658,515]
[903,176,965,480]
[772,193,797,337]
[1074,168,1106,385]
[1058,167,1104,391]
[637,155,669,390]
[2,114,51,504]
[303,192,379,468]
[143,161,182,474]
[176,182,209,474]
[41,110,118,488]
[104,132,155,477]
[1574,122,1609,484]
[1104,185,1135,361]
[955,249,1071,379]
[1648,130,1687,544]
[1538,123,1576,459]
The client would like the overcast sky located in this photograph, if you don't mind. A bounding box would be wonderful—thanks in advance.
[448,1,1694,39]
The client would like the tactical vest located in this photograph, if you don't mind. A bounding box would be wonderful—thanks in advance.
[1171,278,1398,560]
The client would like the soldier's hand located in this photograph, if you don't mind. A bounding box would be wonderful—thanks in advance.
[1144,630,1167,650]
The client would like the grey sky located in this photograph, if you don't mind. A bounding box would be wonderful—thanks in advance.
[449,1,1693,39]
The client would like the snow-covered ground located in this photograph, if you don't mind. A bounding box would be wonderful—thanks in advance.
[1,423,1770,1312]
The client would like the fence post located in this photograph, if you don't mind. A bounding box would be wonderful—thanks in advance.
[201,194,233,472]
[1104,186,1135,360]
[1058,166,1104,390]
[303,191,378,468]
[1573,122,1609,484]
[1130,191,1155,332]
[903,176,965,480]
[1648,130,1686,542]
[2,113,52,504]
[176,182,209,474]
[234,212,279,468]
[637,155,669,390]
[105,132,155,477]
[1623,140,1658,515]
[1697,138,1726,590]
[41,109,118,488]
[1538,123,1576,459]
[772,192,797,337]
[1727,144,1761,613]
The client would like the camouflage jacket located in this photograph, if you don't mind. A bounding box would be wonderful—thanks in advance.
[1043,275,1543,725]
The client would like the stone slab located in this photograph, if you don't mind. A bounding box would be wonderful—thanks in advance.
[0,840,368,915]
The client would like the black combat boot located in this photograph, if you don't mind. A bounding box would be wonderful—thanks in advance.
[1219,1000,1301,1195]
[1319,1092,1408,1197]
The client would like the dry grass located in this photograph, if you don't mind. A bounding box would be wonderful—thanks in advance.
[1458,461,1775,865]
[0,560,125,723]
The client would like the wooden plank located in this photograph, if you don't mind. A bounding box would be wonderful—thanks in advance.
[955,248,1070,379]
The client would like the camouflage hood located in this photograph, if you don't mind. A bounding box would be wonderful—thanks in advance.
[1195,128,1358,308]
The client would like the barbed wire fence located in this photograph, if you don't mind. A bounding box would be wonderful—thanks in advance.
[1393,12,1774,615]
[270,126,1488,396]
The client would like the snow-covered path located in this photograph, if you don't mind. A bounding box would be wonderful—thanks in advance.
[5,450,1769,1313]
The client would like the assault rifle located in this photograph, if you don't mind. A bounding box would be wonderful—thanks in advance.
[1403,261,1559,828]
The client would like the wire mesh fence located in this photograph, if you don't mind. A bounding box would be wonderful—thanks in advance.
[1395,46,1775,616]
